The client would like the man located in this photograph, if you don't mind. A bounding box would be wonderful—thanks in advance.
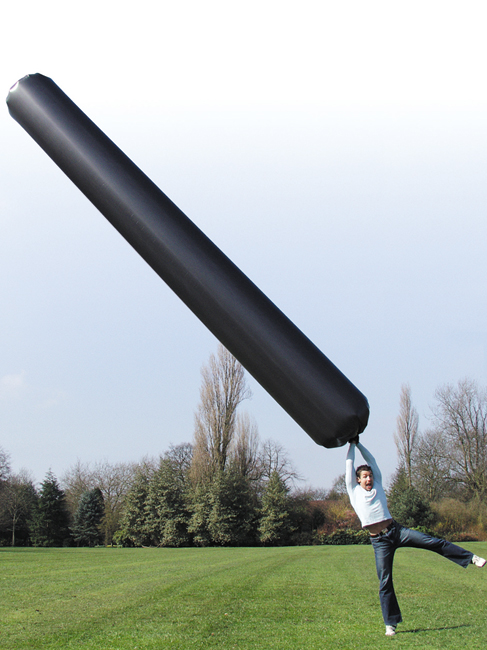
[346,435,485,636]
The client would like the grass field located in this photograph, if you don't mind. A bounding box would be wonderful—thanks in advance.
[1,543,486,650]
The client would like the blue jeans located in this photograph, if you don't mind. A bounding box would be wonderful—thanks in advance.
[371,520,473,626]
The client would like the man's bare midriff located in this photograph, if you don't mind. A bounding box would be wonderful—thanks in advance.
[364,518,393,536]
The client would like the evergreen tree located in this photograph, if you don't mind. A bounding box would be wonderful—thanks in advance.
[71,488,104,546]
[145,455,190,547]
[117,452,192,548]
[116,465,153,547]
[188,468,257,547]
[187,482,213,547]
[206,468,257,546]
[388,470,435,529]
[258,471,295,545]
[30,471,71,547]
[387,466,409,503]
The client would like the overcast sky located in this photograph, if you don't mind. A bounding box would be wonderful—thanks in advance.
[1,1,487,490]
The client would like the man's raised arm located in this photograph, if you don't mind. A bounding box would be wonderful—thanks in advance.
[345,441,356,496]
[356,441,382,484]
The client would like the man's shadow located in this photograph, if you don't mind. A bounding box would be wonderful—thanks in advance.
[398,624,470,634]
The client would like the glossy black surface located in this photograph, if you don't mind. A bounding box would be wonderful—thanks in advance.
[7,74,369,447]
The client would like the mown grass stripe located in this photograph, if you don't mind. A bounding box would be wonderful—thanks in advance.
[1,544,486,649]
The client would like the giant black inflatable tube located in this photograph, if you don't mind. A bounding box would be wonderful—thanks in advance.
[6,73,369,448]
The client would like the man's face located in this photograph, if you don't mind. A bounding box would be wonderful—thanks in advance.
[357,470,374,491]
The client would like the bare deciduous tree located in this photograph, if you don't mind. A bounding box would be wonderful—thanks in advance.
[413,429,452,501]
[165,444,193,488]
[230,412,260,481]
[0,446,11,483]
[61,460,94,517]
[327,473,347,499]
[93,461,136,545]
[393,384,419,488]
[191,344,251,482]
[62,460,137,545]
[431,378,487,500]
[0,469,36,546]
[259,439,302,488]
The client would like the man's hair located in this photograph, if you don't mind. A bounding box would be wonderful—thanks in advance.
[356,464,372,479]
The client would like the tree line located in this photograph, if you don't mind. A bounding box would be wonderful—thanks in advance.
[1,346,487,546]
[0,346,317,547]
[387,380,487,540]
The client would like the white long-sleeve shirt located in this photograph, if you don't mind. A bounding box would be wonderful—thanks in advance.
[346,442,391,528]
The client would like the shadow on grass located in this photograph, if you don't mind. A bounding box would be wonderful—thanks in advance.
[398,624,471,634]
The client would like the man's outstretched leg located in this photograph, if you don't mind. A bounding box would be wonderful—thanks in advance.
[397,524,485,568]
[371,532,402,635]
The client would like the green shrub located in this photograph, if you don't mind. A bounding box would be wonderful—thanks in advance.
[388,486,436,529]
[289,531,316,546]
